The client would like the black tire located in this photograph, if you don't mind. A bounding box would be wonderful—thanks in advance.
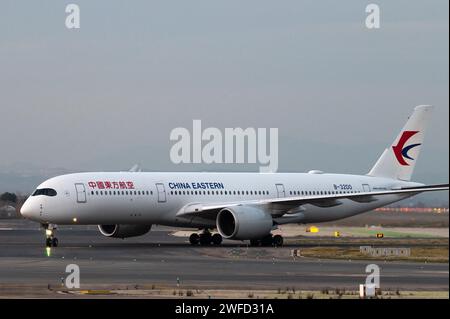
[199,233,212,246]
[52,237,59,247]
[45,238,52,247]
[211,234,222,245]
[189,233,200,245]
[273,235,283,247]
[261,235,273,247]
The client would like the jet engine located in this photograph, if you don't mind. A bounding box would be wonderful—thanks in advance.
[98,224,152,238]
[216,206,273,240]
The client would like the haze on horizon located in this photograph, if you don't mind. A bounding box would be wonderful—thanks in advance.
[0,1,448,196]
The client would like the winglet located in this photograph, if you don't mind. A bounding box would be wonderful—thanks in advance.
[129,164,142,172]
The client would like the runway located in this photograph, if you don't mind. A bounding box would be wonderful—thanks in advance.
[0,220,448,296]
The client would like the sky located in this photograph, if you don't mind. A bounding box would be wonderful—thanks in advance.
[0,1,448,195]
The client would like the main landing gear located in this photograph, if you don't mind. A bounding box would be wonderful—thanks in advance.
[250,234,284,247]
[189,230,223,246]
[43,224,59,247]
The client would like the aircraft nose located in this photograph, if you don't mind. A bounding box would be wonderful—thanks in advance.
[20,198,36,219]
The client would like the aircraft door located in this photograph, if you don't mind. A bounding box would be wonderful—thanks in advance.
[75,183,87,203]
[156,183,167,203]
[362,184,371,192]
[275,184,285,198]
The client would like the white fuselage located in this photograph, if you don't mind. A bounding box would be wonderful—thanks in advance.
[21,171,419,227]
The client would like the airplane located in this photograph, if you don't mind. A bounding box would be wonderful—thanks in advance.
[20,105,449,247]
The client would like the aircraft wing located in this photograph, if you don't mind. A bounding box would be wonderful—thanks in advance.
[177,183,449,219]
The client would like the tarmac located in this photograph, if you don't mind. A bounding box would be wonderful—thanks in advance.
[0,219,448,297]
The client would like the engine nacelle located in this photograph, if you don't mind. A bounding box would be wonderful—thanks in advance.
[98,224,152,239]
[216,206,273,240]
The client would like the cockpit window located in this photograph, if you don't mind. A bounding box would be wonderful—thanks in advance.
[32,188,57,197]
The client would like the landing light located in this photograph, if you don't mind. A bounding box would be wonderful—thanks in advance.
[73,218,77,223]
[45,229,53,236]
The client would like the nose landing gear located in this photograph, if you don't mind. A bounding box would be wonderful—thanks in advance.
[43,224,58,247]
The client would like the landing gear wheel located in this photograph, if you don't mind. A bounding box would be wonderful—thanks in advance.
[272,235,283,247]
[199,233,212,246]
[211,234,223,245]
[189,233,200,245]
[261,235,274,247]
[43,224,58,247]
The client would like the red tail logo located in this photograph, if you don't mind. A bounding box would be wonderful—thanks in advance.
[392,131,421,166]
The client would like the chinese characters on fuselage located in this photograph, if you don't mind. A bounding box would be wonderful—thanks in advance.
[88,181,135,190]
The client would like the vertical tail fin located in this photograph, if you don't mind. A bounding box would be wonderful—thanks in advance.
[368,105,433,181]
